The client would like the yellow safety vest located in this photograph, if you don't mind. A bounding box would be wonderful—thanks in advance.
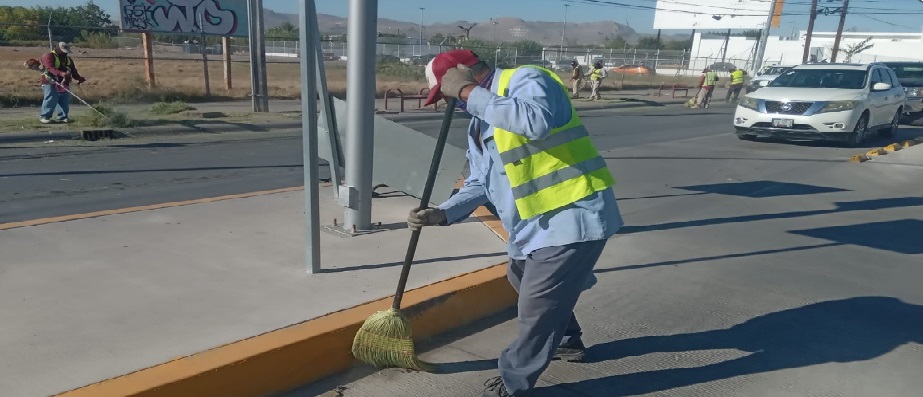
[731,70,744,85]
[493,65,616,219]
[53,51,73,71]
[589,68,602,81]
[704,71,718,86]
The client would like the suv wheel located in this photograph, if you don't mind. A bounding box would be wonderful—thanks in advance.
[847,114,869,148]
[879,109,901,138]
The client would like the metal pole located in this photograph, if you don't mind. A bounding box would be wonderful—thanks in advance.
[299,0,321,273]
[830,0,850,63]
[344,0,377,231]
[247,0,259,112]
[419,7,424,45]
[312,5,344,195]
[254,0,270,111]
[560,4,568,53]
[198,12,211,98]
[802,0,818,63]
[752,0,777,74]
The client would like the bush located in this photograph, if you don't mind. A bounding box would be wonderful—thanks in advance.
[84,103,133,128]
[149,101,193,115]
[376,58,424,81]
[78,32,119,49]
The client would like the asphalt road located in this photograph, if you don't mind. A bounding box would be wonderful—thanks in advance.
[4,103,921,226]
[0,104,738,224]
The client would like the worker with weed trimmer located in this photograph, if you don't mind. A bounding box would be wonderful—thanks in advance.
[409,49,623,397]
[39,42,86,124]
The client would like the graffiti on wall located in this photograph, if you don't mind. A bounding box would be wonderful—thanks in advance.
[119,0,249,37]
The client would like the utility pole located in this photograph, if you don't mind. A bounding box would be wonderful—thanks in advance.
[752,0,778,74]
[830,0,850,63]
[419,7,425,46]
[298,0,320,273]
[802,0,818,63]
[720,29,730,63]
[560,3,569,54]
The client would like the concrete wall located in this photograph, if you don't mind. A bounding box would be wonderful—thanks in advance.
[690,31,923,73]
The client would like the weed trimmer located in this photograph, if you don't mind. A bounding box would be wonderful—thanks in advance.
[23,58,107,118]
[351,97,458,371]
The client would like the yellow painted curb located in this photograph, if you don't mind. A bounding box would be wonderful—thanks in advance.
[866,148,887,157]
[51,179,515,397]
[849,154,870,163]
[884,143,902,152]
[53,262,515,397]
[903,140,917,148]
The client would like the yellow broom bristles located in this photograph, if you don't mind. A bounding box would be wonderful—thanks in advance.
[351,308,433,372]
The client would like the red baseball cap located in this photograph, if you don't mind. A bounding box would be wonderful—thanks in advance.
[423,49,481,106]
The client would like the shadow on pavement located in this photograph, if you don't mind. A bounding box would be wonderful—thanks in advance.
[319,251,507,274]
[790,219,923,255]
[675,180,848,198]
[603,155,845,164]
[593,242,842,274]
[535,297,923,396]
[618,196,923,235]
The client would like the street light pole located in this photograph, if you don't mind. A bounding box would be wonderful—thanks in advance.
[830,0,850,63]
[419,7,425,46]
[560,3,569,56]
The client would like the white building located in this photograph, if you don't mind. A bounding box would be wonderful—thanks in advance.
[689,30,923,74]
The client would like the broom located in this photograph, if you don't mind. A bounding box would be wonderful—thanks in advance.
[351,97,458,371]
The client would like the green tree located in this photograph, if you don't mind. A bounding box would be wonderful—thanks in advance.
[512,40,542,56]
[267,22,298,40]
[635,36,662,49]
[603,36,627,49]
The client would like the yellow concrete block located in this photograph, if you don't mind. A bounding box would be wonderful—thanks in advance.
[866,148,887,157]
[905,140,919,148]
[884,143,902,152]
[850,154,869,163]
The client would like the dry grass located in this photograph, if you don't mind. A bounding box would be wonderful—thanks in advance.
[0,46,428,107]
[1,45,698,108]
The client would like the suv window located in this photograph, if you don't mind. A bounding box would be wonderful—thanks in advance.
[770,69,868,89]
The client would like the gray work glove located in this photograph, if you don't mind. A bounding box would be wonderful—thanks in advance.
[407,207,447,231]
[440,65,478,99]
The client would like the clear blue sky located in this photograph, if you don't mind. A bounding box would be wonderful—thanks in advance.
[14,0,923,34]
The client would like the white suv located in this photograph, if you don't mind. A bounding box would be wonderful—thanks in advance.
[733,63,906,147]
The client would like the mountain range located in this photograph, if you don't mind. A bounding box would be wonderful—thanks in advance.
[261,9,686,46]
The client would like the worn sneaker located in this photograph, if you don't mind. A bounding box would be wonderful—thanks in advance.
[57,117,70,123]
[39,117,52,124]
[481,376,512,397]
[554,339,586,362]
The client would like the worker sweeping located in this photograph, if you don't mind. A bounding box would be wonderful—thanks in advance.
[725,67,746,103]
[569,59,582,99]
[37,42,86,124]
[692,67,718,109]
[585,60,608,100]
[410,49,623,397]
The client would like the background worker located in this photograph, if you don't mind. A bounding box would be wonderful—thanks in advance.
[39,41,85,124]
[411,49,623,397]
[725,67,746,103]
[570,60,582,98]
[693,67,718,108]
[585,60,608,100]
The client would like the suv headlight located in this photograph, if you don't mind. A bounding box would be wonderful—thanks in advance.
[816,100,859,114]
[906,87,923,97]
[738,96,759,111]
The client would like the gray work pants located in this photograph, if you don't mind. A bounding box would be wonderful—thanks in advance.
[499,239,607,395]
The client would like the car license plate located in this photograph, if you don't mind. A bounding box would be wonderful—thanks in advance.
[772,118,794,128]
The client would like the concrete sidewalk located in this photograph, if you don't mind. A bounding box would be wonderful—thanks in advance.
[0,183,508,397]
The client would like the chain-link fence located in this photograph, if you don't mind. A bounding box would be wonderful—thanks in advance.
[2,22,719,108]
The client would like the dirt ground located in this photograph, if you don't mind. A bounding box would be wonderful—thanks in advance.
[0,45,428,107]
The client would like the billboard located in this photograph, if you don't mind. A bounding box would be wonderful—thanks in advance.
[120,0,250,37]
[652,0,775,30]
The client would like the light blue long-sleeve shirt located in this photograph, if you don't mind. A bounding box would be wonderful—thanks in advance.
[436,66,624,260]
